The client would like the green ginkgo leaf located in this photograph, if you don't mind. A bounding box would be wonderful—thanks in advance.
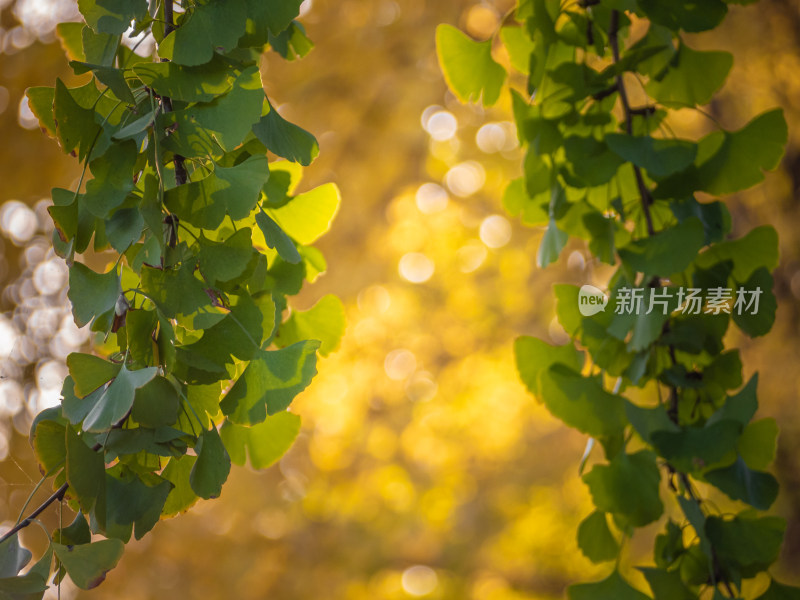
[67,262,120,328]
[637,0,728,33]
[162,66,264,156]
[276,294,345,356]
[133,59,233,103]
[197,228,255,285]
[577,511,619,563]
[65,426,105,521]
[568,570,650,600]
[164,156,269,229]
[82,365,158,432]
[436,24,506,106]
[221,411,301,469]
[220,341,320,425]
[54,79,103,161]
[646,44,732,107]
[252,103,319,166]
[53,539,124,589]
[158,0,247,66]
[267,182,340,245]
[583,451,664,527]
[67,353,121,397]
[78,0,147,35]
[605,134,697,178]
[243,0,303,42]
[694,109,788,196]
[255,211,302,263]
[537,218,568,267]
[190,427,231,499]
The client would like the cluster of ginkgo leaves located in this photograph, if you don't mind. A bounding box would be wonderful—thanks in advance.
[439,0,798,598]
[0,0,344,594]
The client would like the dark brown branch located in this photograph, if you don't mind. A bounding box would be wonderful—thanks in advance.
[0,483,69,545]
[630,105,657,116]
[592,83,618,101]
[163,0,176,37]
[160,1,187,186]
[608,10,655,237]
[0,413,129,545]
[607,12,737,598]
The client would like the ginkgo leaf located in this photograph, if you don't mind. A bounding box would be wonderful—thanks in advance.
[646,44,732,107]
[68,262,120,328]
[220,341,320,425]
[163,66,264,155]
[267,183,340,245]
[276,294,345,356]
[190,427,230,499]
[436,24,506,106]
[158,0,247,66]
[164,155,269,229]
[82,365,158,432]
[78,0,146,35]
[133,59,233,103]
[53,540,124,589]
[252,103,319,166]
[221,411,301,469]
[255,211,302,263]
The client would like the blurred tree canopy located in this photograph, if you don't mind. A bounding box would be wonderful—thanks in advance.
[1,0,799,599]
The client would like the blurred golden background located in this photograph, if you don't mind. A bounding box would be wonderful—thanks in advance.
[1,0,799,598]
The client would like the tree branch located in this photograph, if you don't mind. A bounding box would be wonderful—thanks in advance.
[160,0,187,186]
[608,10,655,237]
[0,483,69,545]
[609,18,737,594]
[0,415,128,545]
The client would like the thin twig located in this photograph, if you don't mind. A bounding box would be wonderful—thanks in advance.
[160,0,188,186]
[0,484,69,545]
[0,417,128,546]
[608,10,655,237]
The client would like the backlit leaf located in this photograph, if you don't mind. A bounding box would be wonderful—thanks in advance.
[436,24,506,106]
[276,294,345,356]
[539,364,627,439]
[220,411,301,469]
[267,183,340,245]
[220,341,320,425]
[255,211,301,263]
[68,262,120,328]
[67,353,121,397]
[605,134,696,178]
[694,109,788,196]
